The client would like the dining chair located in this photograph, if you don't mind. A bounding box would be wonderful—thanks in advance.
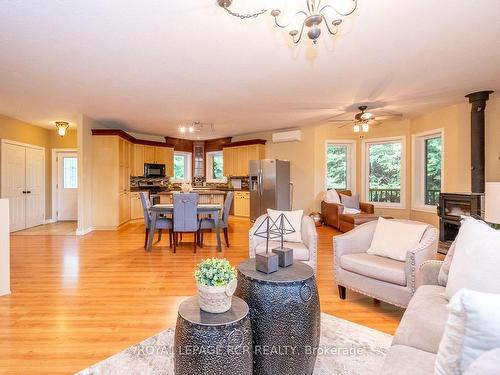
[172,193,200,253]
[199,191,233,248]
[140,192,173,248]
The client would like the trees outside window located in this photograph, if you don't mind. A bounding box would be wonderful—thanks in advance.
[206,151,226,183]
[364,138,405,206]
[425,137,442,205]
[172,152,191,182]
[326,141,355,192]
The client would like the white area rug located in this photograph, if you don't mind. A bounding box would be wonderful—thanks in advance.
[77,313,392,375]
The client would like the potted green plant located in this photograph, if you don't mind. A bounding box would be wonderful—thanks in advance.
[194,258,237,313]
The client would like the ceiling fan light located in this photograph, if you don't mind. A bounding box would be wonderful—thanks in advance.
[179,126,186,133]
[188,126,195,133]
[362,123,369,132]
[353,124,360,133]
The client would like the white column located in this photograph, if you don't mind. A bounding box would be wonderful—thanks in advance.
[0,199,11,296]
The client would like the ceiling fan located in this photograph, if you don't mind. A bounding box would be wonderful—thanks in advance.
[328,105,402,133]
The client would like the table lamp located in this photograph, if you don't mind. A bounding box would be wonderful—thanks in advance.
[485,182,500,228]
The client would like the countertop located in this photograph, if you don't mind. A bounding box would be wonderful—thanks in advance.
[131,187,249,194]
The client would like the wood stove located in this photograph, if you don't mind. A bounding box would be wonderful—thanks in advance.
[437,90,493,250]
[437,193,483,242]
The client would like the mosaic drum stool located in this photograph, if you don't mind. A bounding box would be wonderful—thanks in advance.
[174,296,252,375]
[235,258,321,375]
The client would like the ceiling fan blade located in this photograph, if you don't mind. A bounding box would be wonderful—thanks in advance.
[375,114,403,120]
[337,123,352,129]
[328,119,355,123]
[369,119,382,126]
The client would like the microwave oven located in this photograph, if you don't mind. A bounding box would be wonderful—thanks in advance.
[144,163,166,178]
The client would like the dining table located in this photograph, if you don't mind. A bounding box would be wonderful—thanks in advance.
[146,203,223,252]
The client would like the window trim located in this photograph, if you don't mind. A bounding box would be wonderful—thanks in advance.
[324,140,356,193]
[362,136,406,209]
[411,129,444,213]
[171,151,192,183]
[206,151,227,183]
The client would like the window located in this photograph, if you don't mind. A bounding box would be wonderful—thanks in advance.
[63,157,78,188]
[412,130,443,211]
[363,137,405,207]
[325,141,356,191]
[206,151,226,183]
[172,152,192,183]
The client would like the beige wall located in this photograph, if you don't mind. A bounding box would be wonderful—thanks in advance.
[77,115,98,233]
[0,115,77,220]
[237,95,500,227]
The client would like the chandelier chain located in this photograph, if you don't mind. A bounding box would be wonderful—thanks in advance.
[222,7,267,19]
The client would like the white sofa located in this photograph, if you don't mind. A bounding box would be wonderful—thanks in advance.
[249,214,318,273]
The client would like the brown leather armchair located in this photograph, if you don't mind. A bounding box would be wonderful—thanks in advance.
[321,190,374,230]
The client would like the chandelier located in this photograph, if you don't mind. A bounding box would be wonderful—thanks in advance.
[55,121,69,137]
[218,0,358,44]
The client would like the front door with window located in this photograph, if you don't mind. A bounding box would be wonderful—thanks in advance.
[57,153,78,221]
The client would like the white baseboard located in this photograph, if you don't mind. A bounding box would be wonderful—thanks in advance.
[0,288,11,297]
[76,227,93,236]
[45,218,56,224]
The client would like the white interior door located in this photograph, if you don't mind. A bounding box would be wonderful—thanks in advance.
[25,147,45,228]
[1,143,26,232]
[57,153,78,221]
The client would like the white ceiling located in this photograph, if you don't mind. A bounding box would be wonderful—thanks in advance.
[1,0,499,139]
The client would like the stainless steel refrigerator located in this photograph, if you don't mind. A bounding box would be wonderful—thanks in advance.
[249,159,292,221]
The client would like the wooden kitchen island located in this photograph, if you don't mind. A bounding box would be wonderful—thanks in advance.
[157,189,250,218]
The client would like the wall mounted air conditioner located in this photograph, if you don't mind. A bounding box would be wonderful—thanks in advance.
[272,130,302,143]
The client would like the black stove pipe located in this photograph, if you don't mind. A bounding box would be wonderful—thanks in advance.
[465,90,494,194]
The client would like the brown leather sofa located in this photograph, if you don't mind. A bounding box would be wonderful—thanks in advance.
[321,190,374,230]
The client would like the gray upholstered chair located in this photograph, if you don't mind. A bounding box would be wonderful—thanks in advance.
[173,193,200,253]
[249,214,318,273]
[140,192,172,248]
[333,219,438,308]
[199,191,233,248]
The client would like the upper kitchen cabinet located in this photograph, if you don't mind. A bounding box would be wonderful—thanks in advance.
[133,144,144,176]
[144,145,156,164]
[223,140,265,177]
[132,144,174,176]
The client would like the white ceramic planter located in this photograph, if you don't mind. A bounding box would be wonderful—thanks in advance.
[197,279,237,314]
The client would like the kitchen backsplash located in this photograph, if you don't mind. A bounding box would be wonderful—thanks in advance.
[130,177,170,188]
[130,176,249,190]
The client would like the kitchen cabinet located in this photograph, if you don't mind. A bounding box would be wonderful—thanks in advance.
[130,191,146,220]
[92,135,132,229]
[223,144,265,177]
[144,146,156,164]
[132,145,174,176]
[133,144,144,176]
[234,191,250,217]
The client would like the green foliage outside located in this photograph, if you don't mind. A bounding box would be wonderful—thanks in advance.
[425,137,442,205]
[194,258,236,287]
[326,144,347,189]
[368,142,401,189]
[174,154,185,180]
[212,154,224,180]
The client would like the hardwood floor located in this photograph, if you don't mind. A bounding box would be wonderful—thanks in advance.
[0,217,404,375]
[11,221,77,236]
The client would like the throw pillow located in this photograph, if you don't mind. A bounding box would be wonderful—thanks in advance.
[340,193,360,210]
[324,189,341,204]
[438,240,456,286]
[366,217,429,261]
[267,209,303,243]
[445,217,500,300]
[435,289,500,375]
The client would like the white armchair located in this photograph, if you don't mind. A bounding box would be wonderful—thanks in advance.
[334,220,439,308]
[249,214,317,273]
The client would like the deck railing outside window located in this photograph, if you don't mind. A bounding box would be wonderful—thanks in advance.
[368,188,401,203]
